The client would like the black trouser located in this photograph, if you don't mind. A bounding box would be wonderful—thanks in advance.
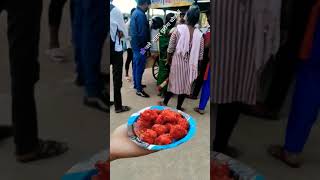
[264,45,298,112]
[263,0,314,113]
[191,50,209,97]
[213,103,242,153]
[0,0,42,155]
[111,50,123,110]
[164,92,187,110]
[125,48,133,76]
[48,0,67,27]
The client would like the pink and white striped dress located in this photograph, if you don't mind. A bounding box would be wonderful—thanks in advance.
[167,29,204,95]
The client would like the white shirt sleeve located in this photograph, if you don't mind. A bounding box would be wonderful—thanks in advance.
[110,6,128,52]
[253,0,281,70]
[112,7,128,38]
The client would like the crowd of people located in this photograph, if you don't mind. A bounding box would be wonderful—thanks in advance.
[0,0,109,163]
[110,0,211,116]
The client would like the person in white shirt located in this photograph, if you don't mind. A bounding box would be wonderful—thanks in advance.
[124,8,136,82]
[110,0,130,113]
[150,16,163,53]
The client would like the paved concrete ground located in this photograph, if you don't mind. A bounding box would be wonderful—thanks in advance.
[0,2,107,180]
[224,61,320,179]
[230,100,320,180]
[110,53,211,180]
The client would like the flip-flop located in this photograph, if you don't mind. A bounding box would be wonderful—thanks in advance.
[115,106,131,113]
[125,76,132,82]
[157,101,167,106]
[16,140,68,163]
[45,48,66,63]
[194,107,205,115]
[268,145,302,168]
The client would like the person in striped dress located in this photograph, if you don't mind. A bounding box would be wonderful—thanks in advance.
[159,5,204,111]
[212,0,276,157]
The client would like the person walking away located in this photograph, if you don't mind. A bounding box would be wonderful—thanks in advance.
[194,10,211,114]
[159,5,204,111]
[46,0,68,62]
[188,23,210,99]
[157,13,177,97]
[178,11,186,25]
[242,0,315,120]
[211,0,281,157]
[124,8,136,82]
[110,0,131,113]
[0,0,68,162]
[268,4,320,168]
[130,0,151,98]
[71,0,108,112]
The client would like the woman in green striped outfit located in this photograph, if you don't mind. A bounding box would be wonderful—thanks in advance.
[157,13,177,97]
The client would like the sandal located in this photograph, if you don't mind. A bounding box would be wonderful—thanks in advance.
[125,76,132,82]
[187,95,197,100]
[45,48,66,63]
[194,107,205,115]
[115,106,131,113]
[157,101,167,106]
[268,145,302,168]
[84,96,108,113]
[16,140,68,163]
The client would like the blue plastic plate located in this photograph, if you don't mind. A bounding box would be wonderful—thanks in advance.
[127,106,196,151]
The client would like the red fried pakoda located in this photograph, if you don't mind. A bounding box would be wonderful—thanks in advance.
[155,134,172,145]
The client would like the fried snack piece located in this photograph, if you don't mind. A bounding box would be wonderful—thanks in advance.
[164,123,173,132]
[155,134,172,145]
[155,115,166,124]
[177,117,189,130]
[170,125,188,140]
[140,109,158,123]
[161,110,178,124]
[139,129,157,144]
[152,124,169,136]
[135,118,153,129]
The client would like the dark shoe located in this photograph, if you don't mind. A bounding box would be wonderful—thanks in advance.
[268,145,302,168]
[187,95,197,100]
[110,101,114,106]
[0,126,13,140]
[84,95,108,113]
[115,106,131,113]
[194,107,205,115]
[177,107,185,111]
[242,103,279,120]
[16,140,68,163]
[142,84,147,88]
[157,101,167,106]
[136,90,150,98]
